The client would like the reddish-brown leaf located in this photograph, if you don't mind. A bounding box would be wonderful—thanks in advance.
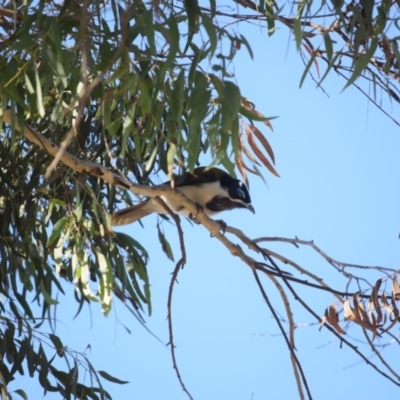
[246,128,280,177]
[237,152,258,175]
[248,125,276,164]
[235,152,249,189]
[241,98,274,130]
[241,130,261,165]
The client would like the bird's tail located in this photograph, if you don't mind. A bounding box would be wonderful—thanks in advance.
[111,201,152,226]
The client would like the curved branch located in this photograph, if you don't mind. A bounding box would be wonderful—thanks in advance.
[154,199,193,399]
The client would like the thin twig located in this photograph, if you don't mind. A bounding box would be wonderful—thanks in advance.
[154,198,193,400]
[252,270,311,400]
[267,273,302,398]
[264,254,400,387]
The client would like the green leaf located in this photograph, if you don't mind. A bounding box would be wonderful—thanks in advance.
[44,45,67,88]
[49,334,65,357]
[13,389,28,400]
[157,226,174,261]
[221,81,241,130]
[34,67,45,118]
[264,0,275,36]
[24,72,35,94]
[47,216,68,247]
[324,33,333,61]
[15,293,34,319]
[39,280,59,305]
[121,102,137,158]
[317,53,340,87]
[73,202,83,221]
[293,18,302,50]
[239,34,254,59]
[223,81,241,114]
[156,16,180,84]
[299,51,317,88]
[98,370,129,385]
[343,37,379,90]
[167,144,177,177]
[143,10,156,55]
[183,0,201,52]
[96,249,113,315]
[230,115,240,155]
[202,13,217,56]
[296,0,307,18]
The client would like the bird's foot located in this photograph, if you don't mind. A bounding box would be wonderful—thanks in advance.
[210,219,227,237]
[189,204,204,221]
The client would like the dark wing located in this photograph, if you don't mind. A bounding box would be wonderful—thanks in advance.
[161,167,228,186]
[174,167,227,187]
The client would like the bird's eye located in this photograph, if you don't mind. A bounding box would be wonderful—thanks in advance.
[236,188,245,199]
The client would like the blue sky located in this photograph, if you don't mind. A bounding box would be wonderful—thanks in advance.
[12,6,400,400]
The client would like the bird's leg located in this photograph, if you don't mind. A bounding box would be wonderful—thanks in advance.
[188,204,204,221]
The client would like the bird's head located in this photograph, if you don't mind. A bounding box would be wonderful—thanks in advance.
[219,172,255,214]
[187,167,255,215]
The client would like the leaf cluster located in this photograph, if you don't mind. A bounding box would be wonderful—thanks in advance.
[323,275,400,338]
[2,0,398,398]
[207,0,400,124]
[0,0,277,396]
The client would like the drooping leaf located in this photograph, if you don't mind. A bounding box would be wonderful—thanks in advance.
[157,226,174,261]
[47,217,68,247]
[98,370,129,385]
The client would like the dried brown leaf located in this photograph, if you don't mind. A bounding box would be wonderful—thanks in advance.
[0,8,23,20]
[235,152,249,189]
[246,128,280,177]
[240,132,261,165]
[392,274,400,299]
[238,136,258,173]
[390,286,400,317]
[322,304,346,334]
[241,98,255,110]
[381,34,393,64]
[345,295,381,334]
[369,313,381,340]
[381,292,399,332]
[381,292,395,319]
[343,299,360,323]
[354,294,371,326]
[319,315,327,330]
[369,278,383,324]
[236,149,258,176]
[241,98,274,130]
[248,125,275,164]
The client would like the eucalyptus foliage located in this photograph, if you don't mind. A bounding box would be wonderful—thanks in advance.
[0,0,399,398]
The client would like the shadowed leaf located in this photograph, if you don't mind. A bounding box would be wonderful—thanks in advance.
[98,370,129,385]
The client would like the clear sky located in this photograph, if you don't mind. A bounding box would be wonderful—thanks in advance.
[13,5,400,400]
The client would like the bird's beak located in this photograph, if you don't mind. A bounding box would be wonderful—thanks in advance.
[247,204,255,214]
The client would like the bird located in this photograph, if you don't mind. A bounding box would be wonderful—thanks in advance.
[111,167,255,226]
